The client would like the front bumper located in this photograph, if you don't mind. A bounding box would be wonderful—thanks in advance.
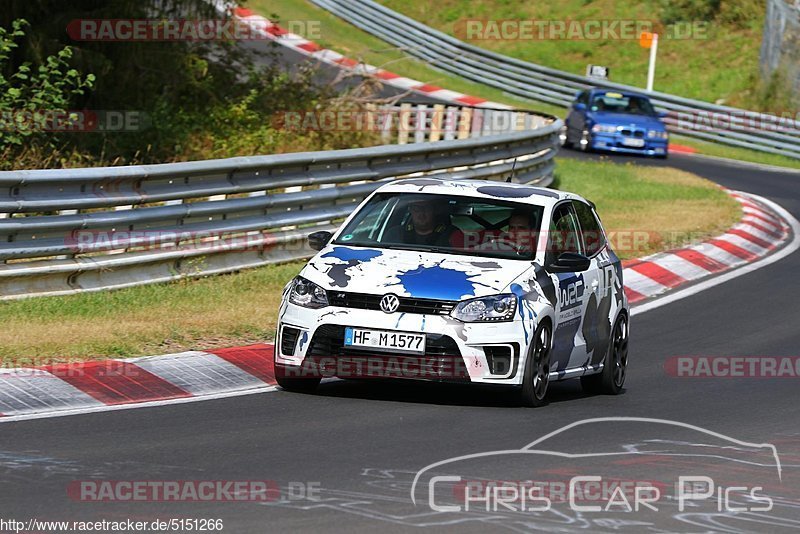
[276,302,530,385]
[590,133,668,156]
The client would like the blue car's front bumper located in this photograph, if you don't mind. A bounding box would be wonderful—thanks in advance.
[590,133,668,156]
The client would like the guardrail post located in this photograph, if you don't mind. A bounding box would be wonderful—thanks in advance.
[378,105,394,144]
[458,107,472,139]
[430,104,445,142]
[444,106,458,141]
[415,105,428,143]
[471,109,484,138]
[398,103,412,144]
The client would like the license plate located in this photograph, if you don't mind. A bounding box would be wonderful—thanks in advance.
[344,327,426,354]
[622,138,645,147]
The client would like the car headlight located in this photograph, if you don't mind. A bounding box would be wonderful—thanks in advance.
[450,294,517,322]
[591,124,617,134]
[288,276,329,309]
[647,130,669,139]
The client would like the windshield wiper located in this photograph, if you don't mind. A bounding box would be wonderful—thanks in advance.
[381,244,443,253]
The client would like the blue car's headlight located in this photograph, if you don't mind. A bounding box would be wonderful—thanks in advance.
[647,130,669,139]
[591,124,618,134]
[450,294,516,322]
[288,276,329,309]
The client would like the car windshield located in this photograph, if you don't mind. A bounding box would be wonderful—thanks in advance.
[333,192,545,260]
[590,92,657,116]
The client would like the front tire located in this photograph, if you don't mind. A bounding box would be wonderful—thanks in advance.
[581,314,629,395]
[517,322,552,407]
[275,364,320,393]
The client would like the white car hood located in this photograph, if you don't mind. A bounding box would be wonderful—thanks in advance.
[300,245,532,301]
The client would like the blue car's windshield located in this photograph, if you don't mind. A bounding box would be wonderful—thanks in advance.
[333,192,545,260]
[590,92,657,116]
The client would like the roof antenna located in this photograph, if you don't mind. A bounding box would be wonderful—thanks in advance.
[506,157,518,183]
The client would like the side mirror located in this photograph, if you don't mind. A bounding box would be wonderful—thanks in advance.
[573,102,586,112]
[308,230,333,251]
[548,252,591,273]
[657,110,668,119]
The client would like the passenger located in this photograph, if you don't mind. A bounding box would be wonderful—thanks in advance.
[506,209,536,252]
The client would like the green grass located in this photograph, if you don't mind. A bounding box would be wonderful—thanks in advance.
[0,160,738,363]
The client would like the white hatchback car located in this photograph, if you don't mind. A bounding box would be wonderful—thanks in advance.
[275,178,629,406]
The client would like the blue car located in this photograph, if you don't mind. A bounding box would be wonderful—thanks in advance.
[561,88,669,158]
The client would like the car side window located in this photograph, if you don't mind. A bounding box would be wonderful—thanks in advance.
[548,204,583,262]
[573,201,606,256]
[576,91,589,106]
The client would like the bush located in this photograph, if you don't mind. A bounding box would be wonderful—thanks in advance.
[0,19,95,153]
[660,0,763,28]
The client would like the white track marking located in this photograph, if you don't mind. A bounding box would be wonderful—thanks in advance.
[649,254,712,281]
[0,385,278,424]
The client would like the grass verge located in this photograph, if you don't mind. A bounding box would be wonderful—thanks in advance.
[0,161,739,363]
[554,157,741,259]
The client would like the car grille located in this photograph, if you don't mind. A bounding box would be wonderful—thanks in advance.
[305,324,469,381]
[619,128,646,139]
[327,291,456,315]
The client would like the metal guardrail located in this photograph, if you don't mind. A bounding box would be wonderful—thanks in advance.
[0,105,560,299]
[312,0,800,160]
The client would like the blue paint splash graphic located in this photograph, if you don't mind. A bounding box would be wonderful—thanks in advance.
[397,264,477,300]
[320,247,383,288]
[321,247,382,262]
[510,283,537,344]
[298,331,309,353]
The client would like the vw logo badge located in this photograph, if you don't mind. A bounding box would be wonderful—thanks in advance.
[380,294,400,313]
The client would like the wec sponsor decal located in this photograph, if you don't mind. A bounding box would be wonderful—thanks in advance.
[559,273,585,312]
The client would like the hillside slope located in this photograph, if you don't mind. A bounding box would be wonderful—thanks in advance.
[378,0,767,109]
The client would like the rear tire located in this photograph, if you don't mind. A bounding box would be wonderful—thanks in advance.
[581,314,628,395]
[517,322,552,407]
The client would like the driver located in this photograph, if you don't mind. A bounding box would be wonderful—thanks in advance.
[385,198,463,247]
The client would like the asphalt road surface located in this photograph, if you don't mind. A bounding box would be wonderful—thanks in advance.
[2,149,799,533]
